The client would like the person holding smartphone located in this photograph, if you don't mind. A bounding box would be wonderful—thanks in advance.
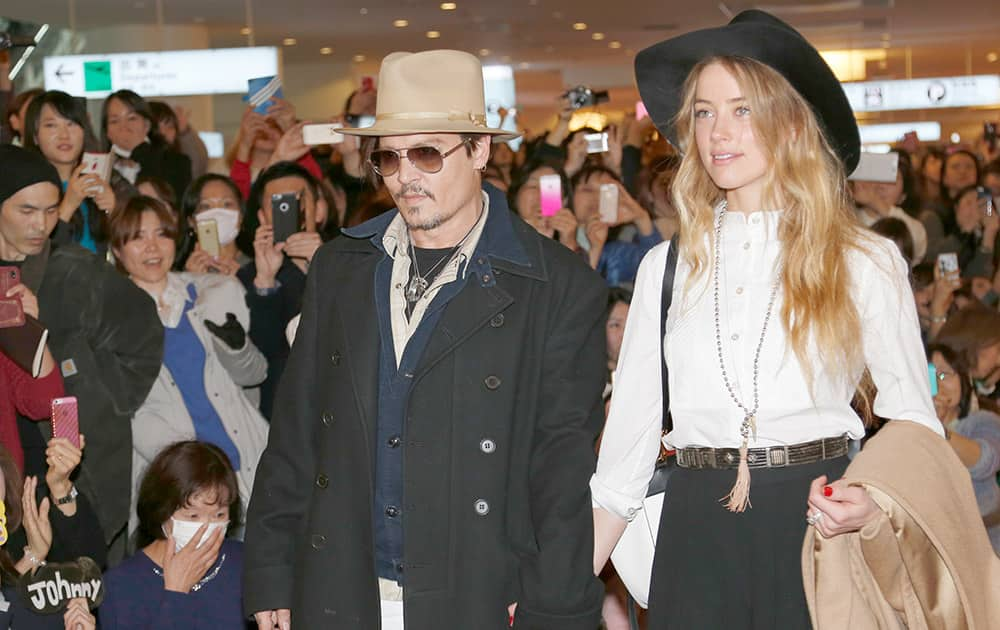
[180,174,251,276]
[923,184,999,278]
[22,90,116,256]
[593,11,996,629]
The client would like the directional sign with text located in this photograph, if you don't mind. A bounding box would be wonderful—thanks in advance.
[843,75,1000,113]
[43,47,280,98]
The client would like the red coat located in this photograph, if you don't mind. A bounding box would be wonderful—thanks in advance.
[0,352,64,471]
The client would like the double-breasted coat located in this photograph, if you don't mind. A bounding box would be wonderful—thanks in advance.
[244,187,608,629]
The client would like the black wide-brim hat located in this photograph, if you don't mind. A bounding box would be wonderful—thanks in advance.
[635,10,860,174]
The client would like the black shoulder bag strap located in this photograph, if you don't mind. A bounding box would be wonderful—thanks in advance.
[627,234,679,630]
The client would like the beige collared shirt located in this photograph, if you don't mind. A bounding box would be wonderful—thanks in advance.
[382,191,490,367]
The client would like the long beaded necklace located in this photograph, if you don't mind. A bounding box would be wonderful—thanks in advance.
[712,202,782,512]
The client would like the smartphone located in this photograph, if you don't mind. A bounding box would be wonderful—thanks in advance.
[51,397,81,449]
[985,122,997,151]
[80,152,112,182]
[247,75,283,115]
[302,123,345,146]
[271,193,301,243]
[937,252,959,276]
[539,174,562,218]
[636,101,649,121]
[977,186,995,217]
[928,363,938,397]
[599,183,619,224]
[848,151,899,183]
[0,266,24,329]
[584,132,609,154]
[196,219,221,258]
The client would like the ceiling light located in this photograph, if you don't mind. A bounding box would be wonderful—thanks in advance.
[572,22,587,31]
[240,27,252,35]
[592,32,605,41]
[518,62,530,69]
[479,48,490,57]
[426,30,441,39]
[609,41,622,49]
[359,7,368,15]
[320,47,333,55]
[440,2,458,9]
[394,19,409,27]
[988,52,999,63]
[353,54,366,63]
[283,38,297,46]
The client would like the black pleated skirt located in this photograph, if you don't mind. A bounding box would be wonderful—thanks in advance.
[647,455,849,630]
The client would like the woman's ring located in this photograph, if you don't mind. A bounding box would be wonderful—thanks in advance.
[806,511,825,526]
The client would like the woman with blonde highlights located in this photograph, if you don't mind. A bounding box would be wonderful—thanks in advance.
[591,11,945,628]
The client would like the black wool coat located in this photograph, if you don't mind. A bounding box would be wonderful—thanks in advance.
[244,190,608,629]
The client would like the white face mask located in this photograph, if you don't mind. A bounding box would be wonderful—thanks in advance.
[196,208,241,246]
[166,518,229,552]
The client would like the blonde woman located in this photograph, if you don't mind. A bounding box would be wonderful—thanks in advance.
[591,11,944,627]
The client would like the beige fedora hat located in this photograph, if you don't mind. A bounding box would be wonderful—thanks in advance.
[336,49,519,141]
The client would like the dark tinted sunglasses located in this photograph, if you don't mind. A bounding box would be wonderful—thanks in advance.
[369,139,470,177]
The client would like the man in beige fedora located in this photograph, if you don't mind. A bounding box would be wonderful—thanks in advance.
[243,49,607,629]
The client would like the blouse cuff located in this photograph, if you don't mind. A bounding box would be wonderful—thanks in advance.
[589,474,643,522]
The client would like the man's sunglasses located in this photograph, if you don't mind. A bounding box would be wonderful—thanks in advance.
[368,139,471,177]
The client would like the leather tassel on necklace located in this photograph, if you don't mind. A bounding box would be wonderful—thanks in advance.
[712,203,781,512]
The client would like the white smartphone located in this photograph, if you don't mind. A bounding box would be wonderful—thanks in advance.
[848,151,899,183]
[302,123,345,146]
[584,132,609,154]
[598,183,619,224]
[80,152,112,182]
[937,252,959,276]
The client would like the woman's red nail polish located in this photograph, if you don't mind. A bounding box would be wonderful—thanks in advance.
[823,486,833,497]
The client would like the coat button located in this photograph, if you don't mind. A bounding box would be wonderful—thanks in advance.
[311,534,326,549]
[480,439,496,454]
[474,499,490,516]
[489,314,504,328]
[385,505,400,518]
[315,474,329,488]
[484,375,501,390]
[322,412,334,426]
[387,435,401,448]
[331,352,341,366]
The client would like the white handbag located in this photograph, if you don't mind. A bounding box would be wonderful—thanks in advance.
[608,236,679,612]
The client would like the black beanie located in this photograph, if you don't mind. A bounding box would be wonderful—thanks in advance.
[0,145,62,208]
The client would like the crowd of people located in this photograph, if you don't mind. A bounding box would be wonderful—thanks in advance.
[0,16,999,629]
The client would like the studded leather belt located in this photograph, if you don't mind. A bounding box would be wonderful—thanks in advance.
[675,435,849,470]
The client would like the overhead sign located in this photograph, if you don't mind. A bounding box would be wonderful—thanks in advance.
[43,47,280,98]
[843,75,1000,112]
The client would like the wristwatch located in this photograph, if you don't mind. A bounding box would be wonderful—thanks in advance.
[55,485,78,505]
[254,279,282,297]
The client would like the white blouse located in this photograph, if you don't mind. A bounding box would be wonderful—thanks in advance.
[591,209,943,521]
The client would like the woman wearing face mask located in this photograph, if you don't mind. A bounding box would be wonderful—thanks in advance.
[179,175,249,276]
[926,344,1000,553]
[101,90,192,204]
[108,197,268,539]
[0,444,100,629]
[22,91,116,255]
[100,441,248,629]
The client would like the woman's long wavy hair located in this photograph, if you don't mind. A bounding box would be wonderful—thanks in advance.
[671,56,874,411]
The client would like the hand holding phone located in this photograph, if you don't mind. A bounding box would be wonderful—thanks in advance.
[937,252,960,278]
[302,123,345,146]
[80,152,113,182]
[539,174,562,218]
[51,397,81,449]
[0,266,24,329]
[271,193,302,243]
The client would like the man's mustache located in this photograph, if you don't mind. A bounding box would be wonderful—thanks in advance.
[398,183,436,201]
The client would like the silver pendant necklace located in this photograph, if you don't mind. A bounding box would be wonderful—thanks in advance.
[404,206,485,305]
[712,202,782,445]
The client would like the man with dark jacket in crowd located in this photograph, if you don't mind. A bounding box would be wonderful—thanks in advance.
[244,50,607,629]
[0,145,164,564]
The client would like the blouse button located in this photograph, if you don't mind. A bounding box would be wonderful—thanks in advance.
[735,287,744,295]
[484,375,502,390]
[480,438,496,454]
[743,242,751,250]
[731,333,739,342]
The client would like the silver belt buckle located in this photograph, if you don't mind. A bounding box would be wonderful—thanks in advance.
[768,445,789,468]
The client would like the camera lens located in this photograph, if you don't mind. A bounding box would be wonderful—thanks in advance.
[278,202,289,212]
